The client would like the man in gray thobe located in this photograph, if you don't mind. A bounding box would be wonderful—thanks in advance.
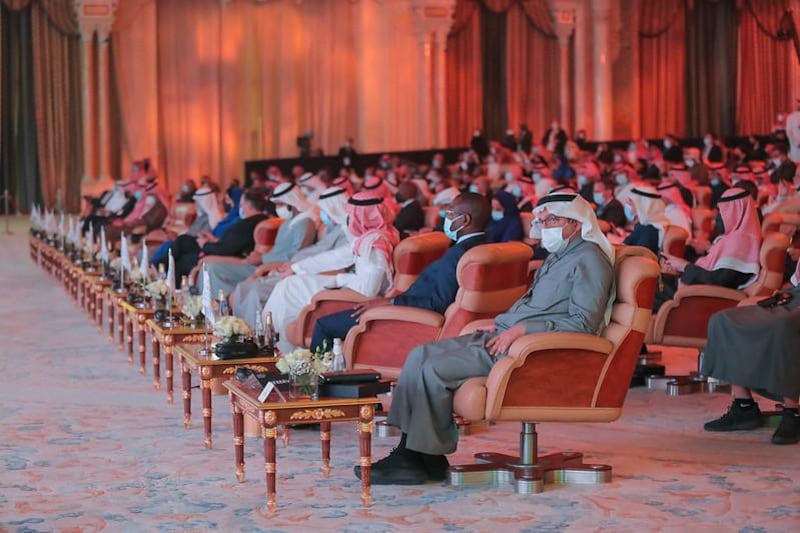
[200,182,317,298]
[356,193,615,485]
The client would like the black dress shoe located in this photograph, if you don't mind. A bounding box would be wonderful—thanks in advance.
[354,447,428,485]
[704,402,762,432]
[771,410,800,445]
[421,454,449,481]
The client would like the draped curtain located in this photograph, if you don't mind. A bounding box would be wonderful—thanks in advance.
[0,0,81,212]
[737,0,799,134]
[638,0,686,138]
[446,0,559,145]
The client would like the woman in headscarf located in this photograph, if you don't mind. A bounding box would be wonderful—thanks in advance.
[657,182,693,234]
[655,187,763,311]
[263,190,400,352]
[486,190,524,243]
[622,186,670,255]
[231,186,353,328]
[203,182,318,297]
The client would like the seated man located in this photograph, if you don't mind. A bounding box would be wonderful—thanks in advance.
[593,179,626,232]
[393,182,425,239]
[357,193,615,485]
[702,267,800,445]
[165,190,268,284]
[310,192,490,351]
[622,186,669,256]
[202,182,318,296]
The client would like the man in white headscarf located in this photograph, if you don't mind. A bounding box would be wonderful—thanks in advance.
[622,186,670,256]
[231,187,353,328]
[297,172,327,202]
[358,192,615,486]
[201,182,318,297]
[187,186,225,235]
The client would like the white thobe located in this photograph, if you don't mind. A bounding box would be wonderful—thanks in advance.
[786,110,800,163]
[665,205,692,235]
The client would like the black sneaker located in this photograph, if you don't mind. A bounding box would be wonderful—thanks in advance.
[771,410,800,445]
[420,454,450,481]
[704,402,762,432]
[353,447,427,485]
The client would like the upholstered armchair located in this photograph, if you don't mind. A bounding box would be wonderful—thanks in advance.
[646,232,789,349]
[691,206,717,243]
[694,185,712,208]
[447,246,660,494]
[662,225,689,258]
[762,212,800,245]
[422,206,442,231]
[143,203,198,246]
[285,232,452,348]
[341,242,532,379]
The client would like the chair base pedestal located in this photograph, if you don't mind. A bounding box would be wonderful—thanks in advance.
[447,423,611,494]
[645,374,730,396]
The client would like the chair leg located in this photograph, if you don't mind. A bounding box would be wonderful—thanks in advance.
[448,422,612,494]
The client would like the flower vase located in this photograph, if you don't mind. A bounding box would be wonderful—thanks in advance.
[153,297,168,322]
[290,373,319,400]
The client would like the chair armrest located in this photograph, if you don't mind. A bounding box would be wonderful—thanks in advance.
[358,306,445,328]
[482,332,614,420]
[459,319,496,335]
[310,288,369,305]
[672,284,746,303]
[199,255,247,266]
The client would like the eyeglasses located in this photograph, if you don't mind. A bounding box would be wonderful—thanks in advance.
[533,215,568,228]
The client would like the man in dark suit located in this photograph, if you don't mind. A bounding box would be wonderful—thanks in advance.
[593,180,627,231]
[167,190,269,284]
[393,182,425,239]
[518,123,533,153]
[662,134,683,164]
[310,192,491,352]
[769,143,797,185]
[338,138,358,171]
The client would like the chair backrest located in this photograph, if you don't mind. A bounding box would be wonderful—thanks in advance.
[743,232,790,297]
[519,212,536,245]
[662,225,689,258]
[694,186,712,208]
[390,232,451,295]
[596,246,660,408]
[422,206,442,229]
[691,207,716,241]
[171,203,197,231]
[438,242,532,339]
[253,217,284,254]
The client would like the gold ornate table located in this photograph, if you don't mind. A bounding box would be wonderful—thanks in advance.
[175,343,278,449]
[119,299,157,373]
[145,319,209,403]
[223,379,378,513]
[105,287,127,346]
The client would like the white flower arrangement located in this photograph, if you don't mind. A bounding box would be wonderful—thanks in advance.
[145,279,169,300]
[109,257,122,270]
[275,347,332,378]
[130,268,150,283]
[181,295,203,320]
[214,316,253,341]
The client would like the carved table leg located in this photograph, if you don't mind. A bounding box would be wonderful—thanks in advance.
[108,299,115,341]
[321,421,332,478]
[138,319,147,375]
[182,360,192,429]
[165,342,174,405]
[202,378,213,448]
[118,307,125,349]
[359,405,374,508]
[126,315,134,363]
[96,291,104,332]
[152,337,161,390]
[264,411,277,513]
[233,401,244,482]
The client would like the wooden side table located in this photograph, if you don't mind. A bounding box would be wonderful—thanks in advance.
[224,380,377,513]
[119,300,157,373]
[145,319,209,403]
[105,287,127,347]
[91,278,112,331]
[175,343,278,448]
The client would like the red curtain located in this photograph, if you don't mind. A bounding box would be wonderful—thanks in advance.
[446,0,482,146]
[638,0,686,138]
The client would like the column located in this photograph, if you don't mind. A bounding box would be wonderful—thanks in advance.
[434,31,448,148]
[96,28,112,182]
[574,0,590,135]
[417,31,432,148]
[592,0,613,141]
[552,2,575,132]
[80,30,96,182]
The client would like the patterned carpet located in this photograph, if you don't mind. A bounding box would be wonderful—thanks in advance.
[1,219,799,532]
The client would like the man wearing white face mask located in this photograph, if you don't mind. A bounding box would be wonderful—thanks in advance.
[201,182,318,296]
[358,192,614,485]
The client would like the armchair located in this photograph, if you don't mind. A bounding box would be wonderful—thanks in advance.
[143,203,198,246]
[285,232,452,348]
[342,242,532,379]
[447,246,660,494]
[691,206,716,243]
[662,225,689,258]
[645,232,790,394]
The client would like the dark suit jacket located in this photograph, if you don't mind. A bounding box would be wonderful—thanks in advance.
[772,161,797,184]
[392,233,487,315]
[624,223,660,255]
[596,198,627,229]
[202,214,268,257]
[394,200,425,238]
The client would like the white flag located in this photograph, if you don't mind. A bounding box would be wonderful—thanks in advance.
[201,264,215,326]
[139,240,149,279]
[99,226,109,263]
[120,233,132,272]
[30,204,39,226]
[166,249,176,309]
[87,224,95,255]
[58,213,65,236]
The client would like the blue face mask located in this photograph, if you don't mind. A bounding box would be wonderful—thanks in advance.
[439,209,447,219]
[238,205,246,219]
[510,185,522,197]
[320,211,332,226]
[468,185,479,194]
[491,210,504,222]
[134,191,143,200]
[624,204,636,222]
[443,214,464,241]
